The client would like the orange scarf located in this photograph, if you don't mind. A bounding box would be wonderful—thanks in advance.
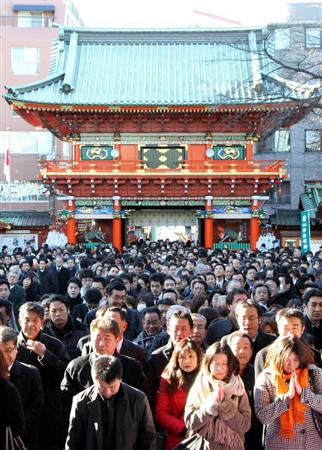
[275,367,308,439]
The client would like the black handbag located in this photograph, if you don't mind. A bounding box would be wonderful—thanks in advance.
[172,433,207,450]
[309,371,322,439]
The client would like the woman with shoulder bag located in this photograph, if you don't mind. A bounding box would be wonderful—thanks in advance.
[155,338,203,450]
[254,335,322,450]
[184,342,251,450]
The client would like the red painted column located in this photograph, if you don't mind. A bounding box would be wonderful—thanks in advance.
[245,139,253,161]
[74,144,80,161]
[250,199,260,251]
[66,198,76,244]
[112,196,122,251]
[204,196,214,249]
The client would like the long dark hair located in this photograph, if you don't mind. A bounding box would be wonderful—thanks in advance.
[162,338,203,391]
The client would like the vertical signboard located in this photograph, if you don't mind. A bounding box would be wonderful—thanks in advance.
[301,210,311,253]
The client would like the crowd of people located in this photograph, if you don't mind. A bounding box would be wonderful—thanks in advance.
[0,239,322,450]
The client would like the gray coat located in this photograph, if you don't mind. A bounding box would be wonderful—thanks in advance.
[254,365,322,450]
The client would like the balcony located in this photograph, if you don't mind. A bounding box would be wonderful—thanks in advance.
[40,159,286,178]
[0,15,54,27]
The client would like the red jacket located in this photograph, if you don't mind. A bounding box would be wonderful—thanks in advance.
[155,377,188,450]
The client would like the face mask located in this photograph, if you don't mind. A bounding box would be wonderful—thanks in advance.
[137,303,147,312]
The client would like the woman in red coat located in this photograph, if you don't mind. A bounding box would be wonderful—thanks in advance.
[155,338,203,450]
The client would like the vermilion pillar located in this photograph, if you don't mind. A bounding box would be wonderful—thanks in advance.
[74,144,80,161]
[66,198,76,244]
[250,199,260,251]
[204,196,214,249]
[112,196,122,251]
[245,139,253,160]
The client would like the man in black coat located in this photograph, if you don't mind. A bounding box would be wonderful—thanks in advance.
[206,289,248,345]
[222,299,276,364]
[51,255,70,295]
[65,277,83,315]
[16,302,69,450]
[7,270,26,319]
[37,259,56,294]
[61,317,147,414]
[65,355,155,450]
[105,280,142,339]
[78,308,147,371]
[0,326,43,450]
[303,288,322,350]
[44,295,88,359]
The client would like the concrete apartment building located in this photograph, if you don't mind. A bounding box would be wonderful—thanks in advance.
[254,2,322,246]
[256,2,322,202]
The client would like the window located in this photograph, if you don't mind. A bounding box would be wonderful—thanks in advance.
[17,11,44,27]
[305,28,321,48]
[268,181,291,204]
[274,28,290,50]
[0,131,53,155]
[257,130,290,152]
[12,47,39,75]
[272,130,290,152]
[0,182,49,202]
[305,130,321,152]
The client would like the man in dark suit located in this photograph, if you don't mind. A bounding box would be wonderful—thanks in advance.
[51,255,70,295]
[61,317,147,414]
[44,295,89,359]
[105,280,142,339]
[303,288,322,350]
[17,301,69,450]
[147,310,193,407]
[7,270,26,319]
[104,306,146,369]
[0,326,44,450]
[206,288,249,345]
[79,306,147,371]
[65,355,155,450]
[223,299,276,364]
[37,258,56,294]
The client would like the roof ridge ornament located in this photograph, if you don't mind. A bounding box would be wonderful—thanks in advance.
[61,32,78,94]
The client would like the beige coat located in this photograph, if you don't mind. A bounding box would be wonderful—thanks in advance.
[184,385,251,450]
[254,365,322,450]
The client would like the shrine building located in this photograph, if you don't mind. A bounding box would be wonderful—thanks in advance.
[4,27,310,251]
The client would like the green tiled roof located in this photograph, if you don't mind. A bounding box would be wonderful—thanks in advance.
[0,212,52,227]
[270,209,301,226]
[301,184,322,219]
[4,27,298,107]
